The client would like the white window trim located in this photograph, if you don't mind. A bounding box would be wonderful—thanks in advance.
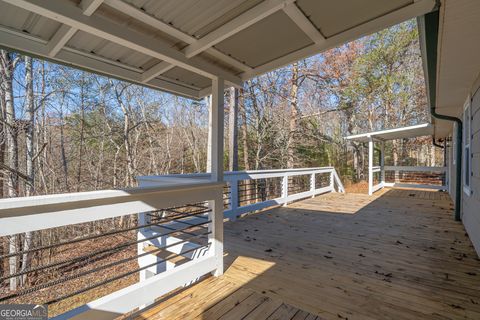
[463,96,472,196]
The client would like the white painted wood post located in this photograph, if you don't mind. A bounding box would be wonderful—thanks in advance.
[368,136,374,196]
[210,77,224,182]
[310,172,316,198]
[229,181,239,220]
[209,76,224,276]
[380,141,385,186]
[210,190,224,276]
[206,95,212,172]
[329,170,335,192]
[282,174,288,206]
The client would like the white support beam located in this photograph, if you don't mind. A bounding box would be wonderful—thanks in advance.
[2,0,242,86]
[103,0,251,83]
[141,62,174,83]
[242,0,436,80]
[380,141,385,185]
[184,0,295,58]
[0,26,201,99]
[46,24,78,57]
[210,77,225,182]
[368,137,374,196]
[80,0,104,16]
[282,3,325,44]
[46,0,103,57]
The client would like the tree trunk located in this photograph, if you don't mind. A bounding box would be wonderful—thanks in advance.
[59,94,69,191]
[20,56,34,286]
[1,50,19,291]
[76,74,86,192]
[287,63,299,169]
[240,89,249,171]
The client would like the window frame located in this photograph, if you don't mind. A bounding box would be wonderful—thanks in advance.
[463,96,472,196]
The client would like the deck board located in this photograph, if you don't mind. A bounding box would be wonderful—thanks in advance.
[134,188,480,320]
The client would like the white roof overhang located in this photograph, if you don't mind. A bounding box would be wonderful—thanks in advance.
[420,0,480,138]
[344,123,434,143]
[0,0,436,99]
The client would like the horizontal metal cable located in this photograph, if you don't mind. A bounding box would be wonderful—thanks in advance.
[147,208,210,222]
[238,182,267,188]
[0,219,211,282]
[0,232,210,304]
[238,194,271,201]
[158,206,211,216]
[45,243,211,305]
[159,221,207,237]
[0,207,211,260]
[238,187,267,193]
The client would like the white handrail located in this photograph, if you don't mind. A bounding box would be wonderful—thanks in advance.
[0,181,224,236]
[384,165,446,173]
[383,166,446,190]
[138,167,345,220]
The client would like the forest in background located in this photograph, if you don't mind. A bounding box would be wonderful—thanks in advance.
[0,20,441,293]
[0,20,437,199]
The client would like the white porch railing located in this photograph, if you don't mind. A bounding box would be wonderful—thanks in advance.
[0,167,344,319]
[0,181,224,320]
[383,166,447,190]
[138,167,345,220]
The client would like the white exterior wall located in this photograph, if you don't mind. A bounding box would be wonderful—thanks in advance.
[462,79,480,256]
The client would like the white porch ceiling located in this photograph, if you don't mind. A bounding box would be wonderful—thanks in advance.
[0,0,436,99]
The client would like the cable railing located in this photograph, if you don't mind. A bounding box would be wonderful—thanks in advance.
[384,166,447,190]
[0,181,224,319]
[0,167,344,319]
[139,167,345,220]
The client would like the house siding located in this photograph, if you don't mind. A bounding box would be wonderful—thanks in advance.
[462,81,480,256]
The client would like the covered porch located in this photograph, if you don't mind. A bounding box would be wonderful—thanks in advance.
[1,0,478,319]
[132,188,480,320]
[345,123,447,196]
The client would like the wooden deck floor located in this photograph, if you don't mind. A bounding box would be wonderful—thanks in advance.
[134,188,480,320]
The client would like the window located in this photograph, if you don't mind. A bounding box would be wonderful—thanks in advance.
[463,97,472,195]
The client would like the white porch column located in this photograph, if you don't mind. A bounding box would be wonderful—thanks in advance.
[206,95,212,172]
[209,77,224,276]
[380,141,385,186]
[368,136,373,196]
[210,77,224,182]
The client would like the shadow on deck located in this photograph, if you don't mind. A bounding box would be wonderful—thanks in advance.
[131,188,480,320]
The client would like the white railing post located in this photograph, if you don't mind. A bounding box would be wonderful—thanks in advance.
[282,174,288,206]
[368,136,374,195]
[229,180,239,220]
[334,169,345,193]
[209,190,224,276]
[380,141,385,187]
[329,170,335,192]
[310,172,316,198]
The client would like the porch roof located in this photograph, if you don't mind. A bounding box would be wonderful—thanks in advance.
[419,0,480,138]
[344,123,434,143]
[0,0,436,99]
